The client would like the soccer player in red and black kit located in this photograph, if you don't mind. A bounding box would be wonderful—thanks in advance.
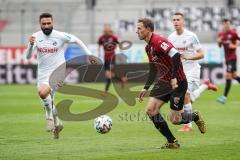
[98,24,127,96]
[136,18,206,149]
[217,19,240,104]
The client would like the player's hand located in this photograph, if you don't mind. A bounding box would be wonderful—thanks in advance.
[181,54,190,60]
[29,36,35,46]
[171,78,178,89]
[217,37,222,43]
[229,43,237,49]
[138,89,147,103]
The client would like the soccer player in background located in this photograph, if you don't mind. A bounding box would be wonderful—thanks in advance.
[98,24,127,96]
[137,18,206,149]
[25,13,93,139]
[168,12,217,132]
[217,18,240,104]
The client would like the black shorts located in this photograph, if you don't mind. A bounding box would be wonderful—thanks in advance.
[104,60,115,71]
[149,80,188,111]
[226,60,237,73]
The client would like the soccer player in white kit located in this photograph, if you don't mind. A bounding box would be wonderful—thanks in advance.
[168,12,217,132]
[25,13,93,139]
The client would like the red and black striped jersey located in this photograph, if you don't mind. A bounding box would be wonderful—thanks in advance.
[98,34,119,61]
[218,29,240,61]
[145,33,186,82]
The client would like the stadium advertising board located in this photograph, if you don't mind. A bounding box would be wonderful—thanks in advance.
[0,44,225,64]
[0,45,236,84]
[0,63,224,84]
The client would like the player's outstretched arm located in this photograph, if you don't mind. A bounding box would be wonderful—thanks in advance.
[65,33,102,64]
[66,34,92,55]
[74,37,102,64]
[181,48,205,60]
[75,38,92,55]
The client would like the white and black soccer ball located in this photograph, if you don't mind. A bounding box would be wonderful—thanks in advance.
[94,115,112,134]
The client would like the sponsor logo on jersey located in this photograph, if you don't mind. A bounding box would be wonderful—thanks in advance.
[176,47,188,51]
[37,47,58,53]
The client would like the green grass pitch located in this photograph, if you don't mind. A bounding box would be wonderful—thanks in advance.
[0,83,240,160]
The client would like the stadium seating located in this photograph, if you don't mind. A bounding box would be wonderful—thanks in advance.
[0,0,239,45]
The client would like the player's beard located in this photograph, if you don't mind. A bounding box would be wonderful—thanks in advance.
[138,34,145,40]
[41,27,53,36]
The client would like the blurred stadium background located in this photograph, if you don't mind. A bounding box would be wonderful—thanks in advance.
[0,0,240,84]
[0,1,240,160]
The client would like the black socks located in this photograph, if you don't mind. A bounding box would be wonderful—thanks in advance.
[105,78,111,91]
[149,113,176,143]
[180,111,199,124]
[224,80,232,97]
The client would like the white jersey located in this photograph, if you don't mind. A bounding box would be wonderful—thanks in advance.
[26,29,79,87]
[168,29,202,82]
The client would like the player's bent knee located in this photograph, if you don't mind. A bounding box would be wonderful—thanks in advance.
[145,107,156,116]
[105,72,111,78]
[168,116,180,125]
[168,110,182,125]
[38,85,51,99]
[168,116,176,124]
[38,90,49,99]
[232,72,238,78]
[184,93,191,104]
[171,119,180,125]
[145,108,153,116]
[225,73,233,79]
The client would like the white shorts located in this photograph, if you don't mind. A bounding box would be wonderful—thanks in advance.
[185,70,200,94]
[37,64,66,91]
[187,80,200,93]
[37,71,51,91]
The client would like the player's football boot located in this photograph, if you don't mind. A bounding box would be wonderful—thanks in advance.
[203,79,217,91]
[216,96,226,104]
[52,123,64,139]
[46,118,54,132]
[194,111,206,134]
[160,139,180,149]
[178,124,192,132]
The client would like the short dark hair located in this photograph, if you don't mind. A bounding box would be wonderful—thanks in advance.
[222,18,230,22]
[173,12,184,18]
[39,13,53,21]
[138,18,154,32]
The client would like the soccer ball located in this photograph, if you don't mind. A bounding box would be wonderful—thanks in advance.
[94,115,112,134]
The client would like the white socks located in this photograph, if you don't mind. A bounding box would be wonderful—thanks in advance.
[184,103,192,127]
[41,95,62,126]
[190,84,208,102]
[40,94,62,126]
[41,94,53,120]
